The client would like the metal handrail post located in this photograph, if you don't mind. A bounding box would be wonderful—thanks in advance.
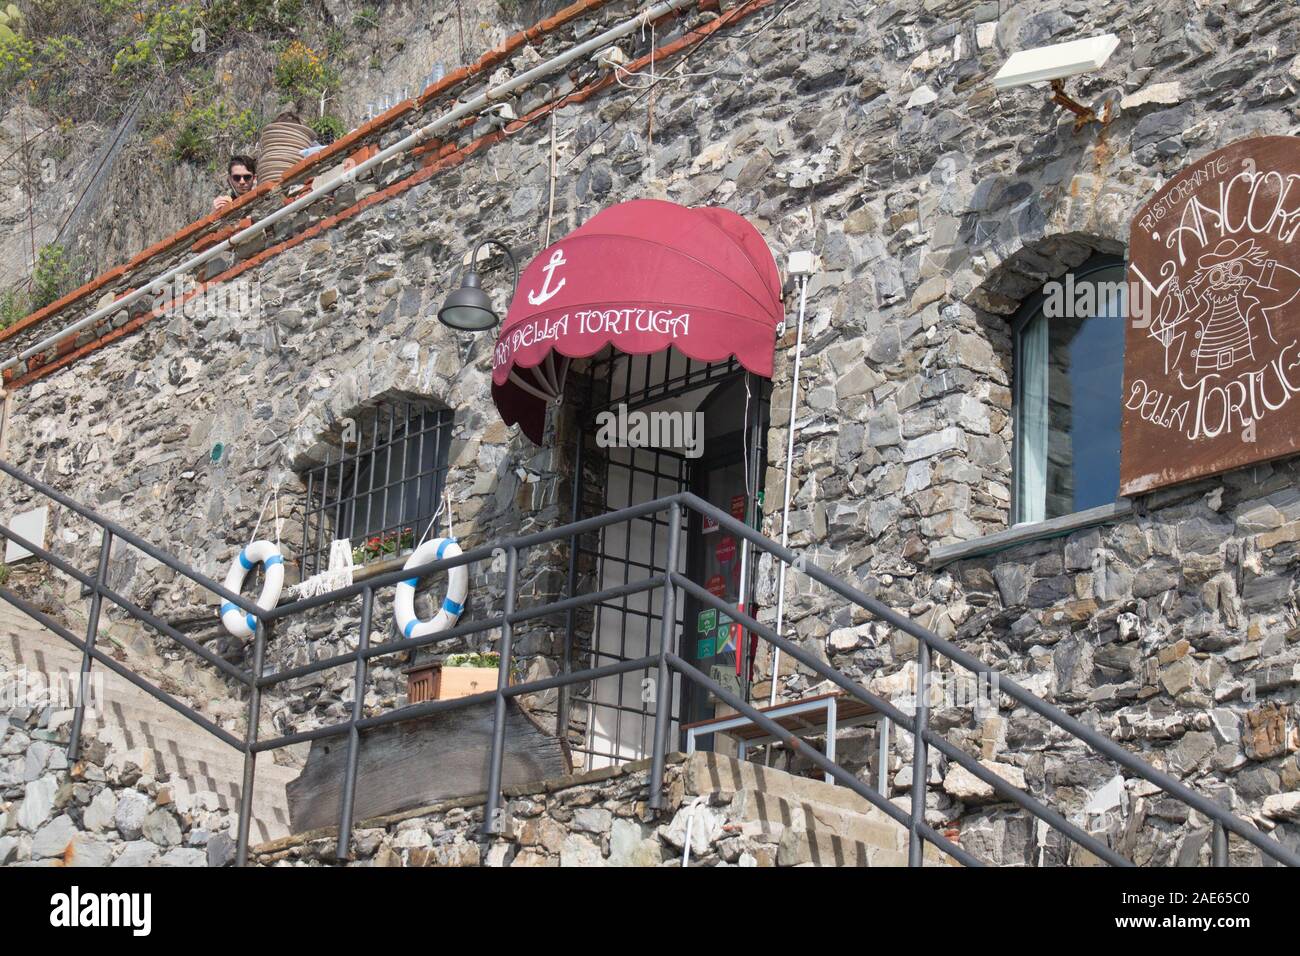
[336,585,374,861]
[908,640,930,866]
[648,501,682,812]
[482,545,518,837]
[235,618,269,867]
[1213,822,1228,867]
[67,528,112,760]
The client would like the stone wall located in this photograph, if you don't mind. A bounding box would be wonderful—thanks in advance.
[3,0,1300,866]
[249,751,942,866]
[1,688,238,868]
[252,756,689,867]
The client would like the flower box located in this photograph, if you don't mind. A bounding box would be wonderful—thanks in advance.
[404,653,501,704]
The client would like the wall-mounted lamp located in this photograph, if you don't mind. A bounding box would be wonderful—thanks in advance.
[436,238,519,332]
[993,33,1119,130]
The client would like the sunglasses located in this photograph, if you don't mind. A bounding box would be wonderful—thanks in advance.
[231,174,253,182]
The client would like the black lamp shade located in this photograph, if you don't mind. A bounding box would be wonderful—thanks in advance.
[437,271,499,331]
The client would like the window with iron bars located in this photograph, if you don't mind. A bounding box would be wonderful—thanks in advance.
[300,403,453,578]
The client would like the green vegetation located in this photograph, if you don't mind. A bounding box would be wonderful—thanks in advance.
[0,564,9,588]
[352,527,415,564]
[273,38,339,110]
[324,26,346,58]
[2,1,323,121]
[351,6,377,30]
[443,652,500,669]
[0,3,32,87]
[169,99,259,164]
[31,242,77,309]
[109,3,203,76]
[310,113,344,143]
[0,242,78,331]
[0,288,27,331]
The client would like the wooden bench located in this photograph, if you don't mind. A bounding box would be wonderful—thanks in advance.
[682,691,890,789]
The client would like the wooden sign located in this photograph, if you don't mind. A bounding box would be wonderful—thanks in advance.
[1121,136,1300,494]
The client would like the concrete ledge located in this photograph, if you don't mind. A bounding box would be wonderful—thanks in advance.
[928,499,1133,568]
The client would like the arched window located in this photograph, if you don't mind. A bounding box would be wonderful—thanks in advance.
[1013,255,1127,524]
[299,401,454,575]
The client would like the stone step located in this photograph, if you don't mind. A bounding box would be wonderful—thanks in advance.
[2,618,292,770]
[87,725,299,795]
[3,630,232,704]
[3,615,295,843]
[4,632,299,773]
[728,787,901,843]
[687,752,963,867]
[78,706,295,775]
[164,779,293,840]
[685,749,881,814]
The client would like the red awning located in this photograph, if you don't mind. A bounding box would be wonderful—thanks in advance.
[491,199,783,443]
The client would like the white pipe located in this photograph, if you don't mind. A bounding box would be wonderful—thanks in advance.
[1,0,697,375]
[768,274,809,707]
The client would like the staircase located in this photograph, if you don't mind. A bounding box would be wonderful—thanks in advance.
[1,604,294,845]
[682,752,957,867]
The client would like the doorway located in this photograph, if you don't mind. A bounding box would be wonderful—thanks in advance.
[568,347,769,770]
[678,376,766,748]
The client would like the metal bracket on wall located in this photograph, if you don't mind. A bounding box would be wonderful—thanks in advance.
[1050,79,1110,132]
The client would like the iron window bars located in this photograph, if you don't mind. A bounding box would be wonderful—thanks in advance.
[300,403,453,578]
[1,456,1297,869]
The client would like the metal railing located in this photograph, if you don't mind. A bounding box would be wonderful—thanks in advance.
[0,456,1295,868]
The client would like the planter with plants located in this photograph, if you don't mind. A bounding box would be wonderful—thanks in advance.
[404,652,501,704]
[352,526,415,564]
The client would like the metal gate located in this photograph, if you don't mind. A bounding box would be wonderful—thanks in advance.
[566,347,762,770]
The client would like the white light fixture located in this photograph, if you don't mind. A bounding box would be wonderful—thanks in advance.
[993,33,1120,128]
[593,46,628,70]
[787,250,820,277]
[5,507,48,563]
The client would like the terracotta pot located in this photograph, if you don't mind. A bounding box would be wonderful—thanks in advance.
[255,120,314,183]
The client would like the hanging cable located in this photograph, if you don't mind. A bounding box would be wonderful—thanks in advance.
[768,274,809,706]
[734,371,756,678]
[543,110,559,247]
[249,483,282,547]
[567,0,813,170]
[647,20,656,171]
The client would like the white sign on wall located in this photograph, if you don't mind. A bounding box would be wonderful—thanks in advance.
[5,507,49,563]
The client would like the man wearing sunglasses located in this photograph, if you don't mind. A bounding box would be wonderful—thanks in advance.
[212,155,257,213]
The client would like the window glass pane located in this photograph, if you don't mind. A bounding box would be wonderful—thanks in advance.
[1015,261,1126,523]
[1016,312,1049,524]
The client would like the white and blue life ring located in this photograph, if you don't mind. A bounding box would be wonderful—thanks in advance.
[394,538,469,640]
[220,540,285,639]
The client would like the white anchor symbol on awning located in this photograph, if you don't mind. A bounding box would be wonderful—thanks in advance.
[527,249,568,306]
